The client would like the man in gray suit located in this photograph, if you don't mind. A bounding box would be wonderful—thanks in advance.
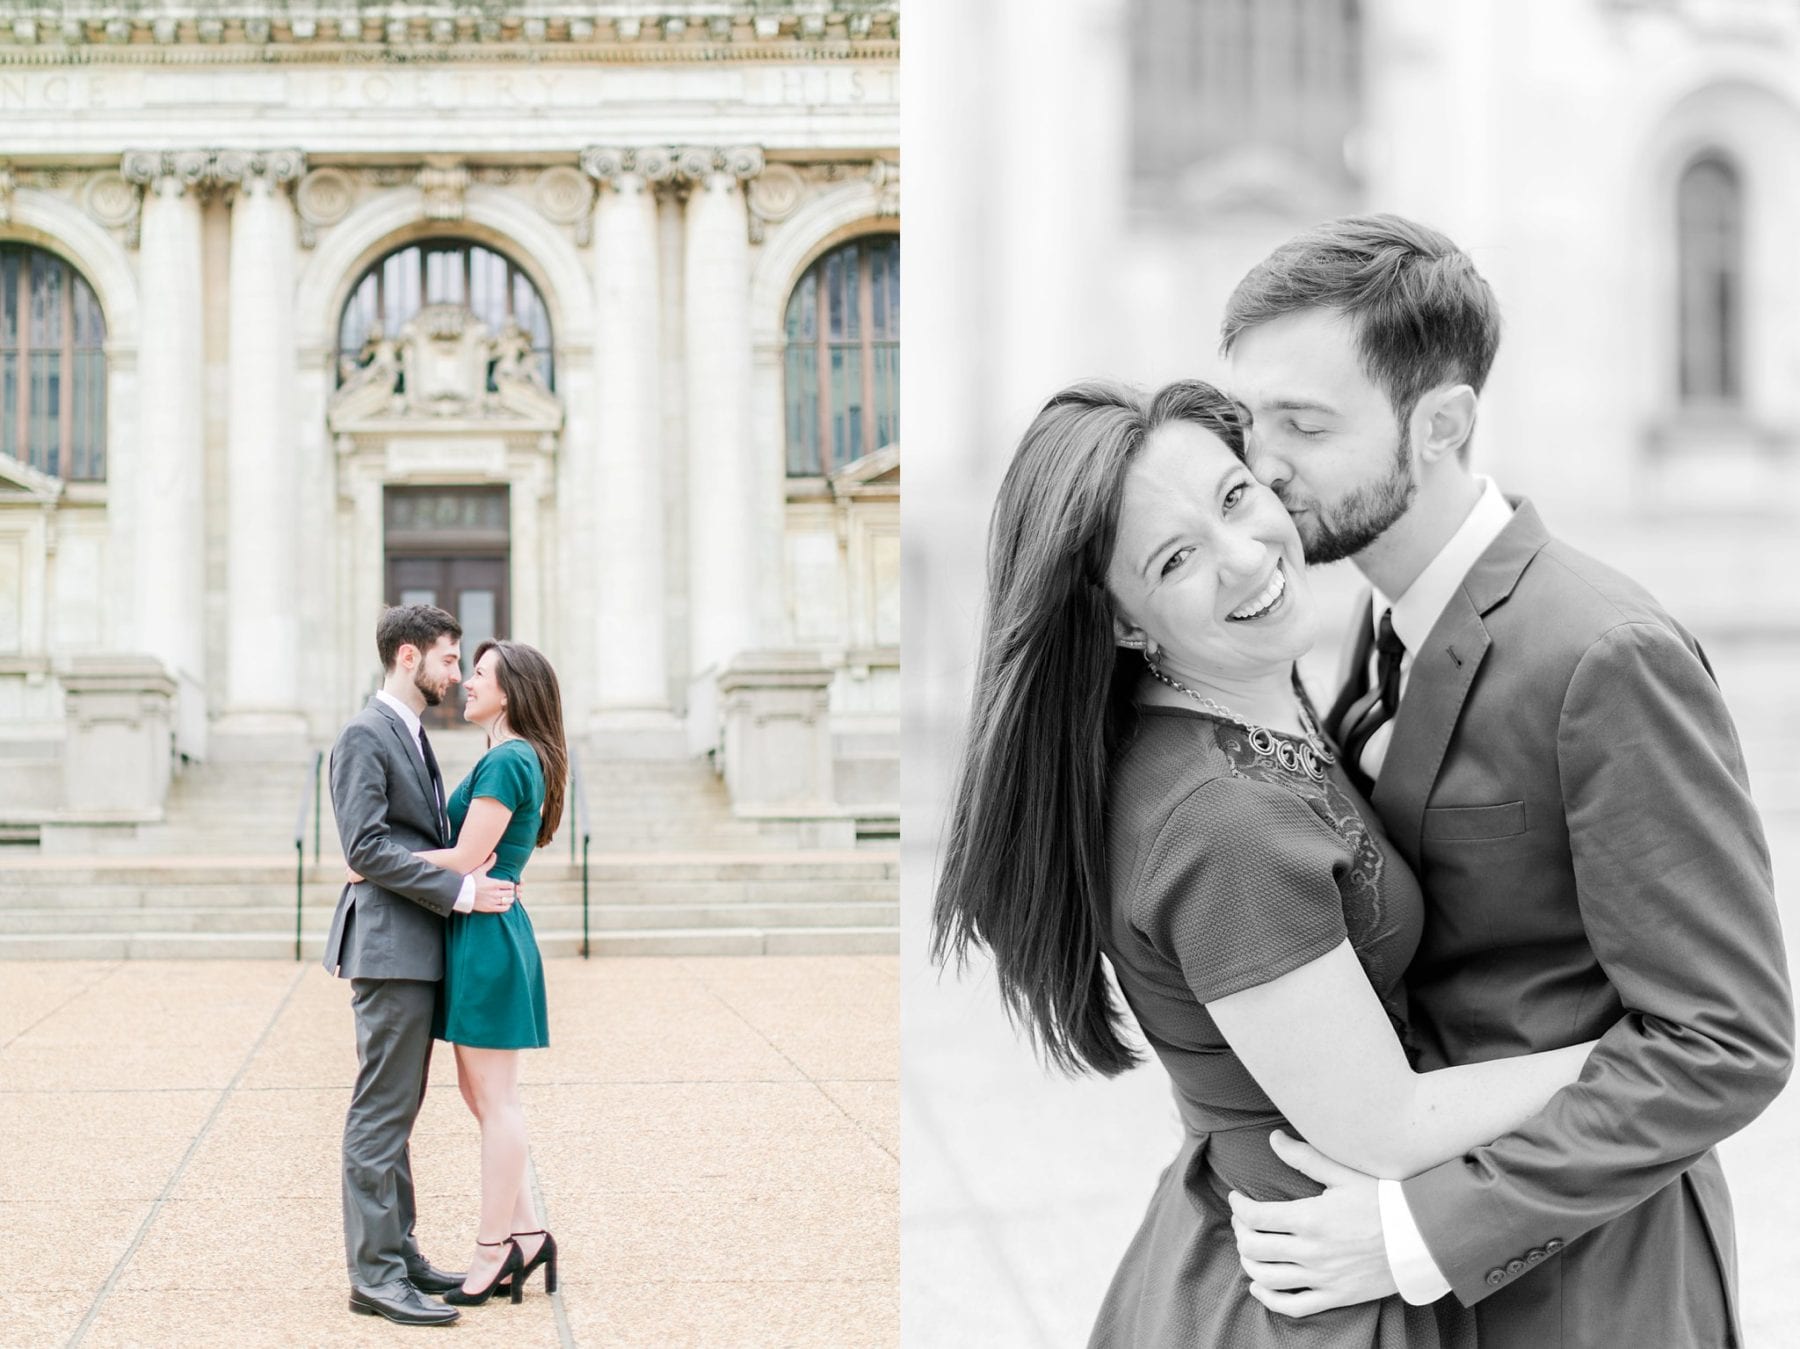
[324,603,517,1326]
[1219,216,1792,1346]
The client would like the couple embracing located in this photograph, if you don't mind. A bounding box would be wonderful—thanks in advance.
[935,215,1792,1346]
[322,603,567,1325]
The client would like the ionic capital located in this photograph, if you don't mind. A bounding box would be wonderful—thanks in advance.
[579,146,680,189]
[673,145,766,185]
[120,149,213,195]
[211,149,307,196]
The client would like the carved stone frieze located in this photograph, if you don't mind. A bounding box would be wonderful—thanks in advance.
[534,165,596,245]
[82,170,142,246]
[417,160,470,221]
[294,167,355,248]
[746,162,805,243]
[0,6,898,57]
[0,168,12,225]
[869,157,900,217]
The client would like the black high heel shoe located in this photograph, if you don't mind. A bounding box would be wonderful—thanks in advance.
[442,1239,524,1306]
[497,1229,559,1297]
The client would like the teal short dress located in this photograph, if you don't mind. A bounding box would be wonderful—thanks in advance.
[434,737,551,1050]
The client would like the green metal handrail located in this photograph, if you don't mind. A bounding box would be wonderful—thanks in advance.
[293,750,323,962]
[567,747,592,958]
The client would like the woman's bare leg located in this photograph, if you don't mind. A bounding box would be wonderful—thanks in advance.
[456,1045,527,1292]
[453,1043,482,1122]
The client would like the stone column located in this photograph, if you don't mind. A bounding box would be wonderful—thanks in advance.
[582,147,672,715]
[216,150,306,735]
[679,146,764,679]
[121,151,210,759]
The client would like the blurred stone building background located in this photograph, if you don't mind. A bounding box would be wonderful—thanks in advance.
[905,0,1800,1343]
[0,1,900,958]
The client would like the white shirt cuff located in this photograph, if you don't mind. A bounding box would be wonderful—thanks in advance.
[453,874,476,914]
[1378,1177,1452,1305]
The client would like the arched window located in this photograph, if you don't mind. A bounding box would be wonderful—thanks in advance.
[337,238,554,390]
[1677,153,1743,405]
[784,234,900,477]
[0,245,107,480]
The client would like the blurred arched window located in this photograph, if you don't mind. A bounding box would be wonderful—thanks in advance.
[337,238,554,391]
[1676,153,1742,405]
[1131,0,1362,197]
[784,234,900,477]
[1,245,107,481]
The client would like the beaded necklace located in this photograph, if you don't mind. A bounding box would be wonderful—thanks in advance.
[1144,654,1336,783]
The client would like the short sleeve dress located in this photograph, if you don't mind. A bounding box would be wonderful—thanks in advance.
[1088,705,1474,1349]
[434,737,551,1050]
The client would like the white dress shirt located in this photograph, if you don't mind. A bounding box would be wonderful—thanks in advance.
[1353,477,1515,781]
[1354,478,1514,1305]
[374,690,475,914]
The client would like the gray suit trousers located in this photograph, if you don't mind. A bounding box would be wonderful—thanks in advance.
[343,977,436,1285]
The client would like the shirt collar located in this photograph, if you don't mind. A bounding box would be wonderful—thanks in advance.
[375,688,423,744]
[1373,476,1514,653]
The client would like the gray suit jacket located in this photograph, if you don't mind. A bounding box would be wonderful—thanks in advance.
[1353,501,1793,1347]
[321,697,464,982]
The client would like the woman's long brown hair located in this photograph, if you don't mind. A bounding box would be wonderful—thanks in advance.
[930,379,1252,1077]
[476,639,568,848]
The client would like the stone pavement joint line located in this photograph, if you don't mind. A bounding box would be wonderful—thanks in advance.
[2,962,123,1051]
[525,1155,577,1349]
[66,965,309,1347]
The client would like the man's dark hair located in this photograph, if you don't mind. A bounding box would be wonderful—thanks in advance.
[376,603,461,672]
[1220,213,1502,432]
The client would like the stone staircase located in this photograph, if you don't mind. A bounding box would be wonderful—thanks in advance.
[0,730,900,958]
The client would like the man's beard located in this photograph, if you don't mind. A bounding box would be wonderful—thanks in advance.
[414,665,451,707]
[1296,424,1416,566]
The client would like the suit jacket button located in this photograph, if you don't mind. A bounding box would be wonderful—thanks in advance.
[1544,1238,1565,1255]
[1506,1259,1526,1276]
[1486,1269,1506,1287]
[1525,1249,1545,1265]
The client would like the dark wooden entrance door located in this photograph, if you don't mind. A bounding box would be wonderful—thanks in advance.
[384,487,510,729]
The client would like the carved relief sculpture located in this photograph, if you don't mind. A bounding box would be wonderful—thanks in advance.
[489,320,560,421]
[396,303,490,416]
[328,326,402,421]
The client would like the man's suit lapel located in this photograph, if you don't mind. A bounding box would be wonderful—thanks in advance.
[1371,594,1489,870]
[369,696,444,844]
[1370,499,1552,871]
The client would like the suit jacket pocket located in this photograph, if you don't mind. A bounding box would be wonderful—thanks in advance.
[1423,800,1527,841]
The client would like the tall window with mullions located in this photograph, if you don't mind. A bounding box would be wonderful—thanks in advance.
[1676,153,1743,406]
[1130,0,1362,200]
[784,234,900,477]
[0,245,107,481]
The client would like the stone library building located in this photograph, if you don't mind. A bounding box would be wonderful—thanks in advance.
[0,1,900,956]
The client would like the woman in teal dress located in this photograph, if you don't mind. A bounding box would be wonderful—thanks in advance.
[409,638,565,1306]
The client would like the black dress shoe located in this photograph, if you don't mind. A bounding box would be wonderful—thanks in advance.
[405,1258,469,1295]
[348,1278,460,1325]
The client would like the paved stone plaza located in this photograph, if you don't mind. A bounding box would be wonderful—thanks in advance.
[0,955,898,1348]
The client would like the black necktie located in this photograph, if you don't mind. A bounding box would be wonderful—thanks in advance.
[416,724,448,841]
[1336,609,1406,794]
